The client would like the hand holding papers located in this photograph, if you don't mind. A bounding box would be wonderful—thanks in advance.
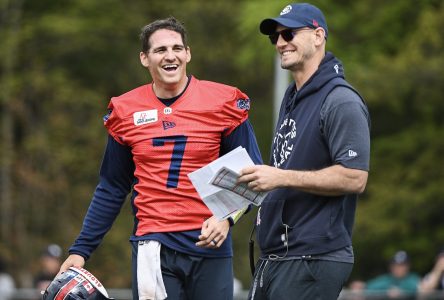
[188,147,267,220]
[209,167,266,206]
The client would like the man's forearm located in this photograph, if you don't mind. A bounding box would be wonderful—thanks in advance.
[283,164,368,196]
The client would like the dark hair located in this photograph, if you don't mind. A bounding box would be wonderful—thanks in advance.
[140,16,188,53]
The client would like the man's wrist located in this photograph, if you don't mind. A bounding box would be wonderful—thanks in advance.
[228,205,249,226]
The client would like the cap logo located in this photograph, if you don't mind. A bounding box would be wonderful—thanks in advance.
[313,19,319,27]
[280,5,292,15]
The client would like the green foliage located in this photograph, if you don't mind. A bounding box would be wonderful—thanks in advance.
[348,0,444,280]
[354,125,444,278]
[0,0,443,291]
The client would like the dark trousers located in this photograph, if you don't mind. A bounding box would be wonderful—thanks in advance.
[248,259,353,300]
[132,242,234,300]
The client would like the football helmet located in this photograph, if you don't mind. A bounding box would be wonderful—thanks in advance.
[42,266,113,300]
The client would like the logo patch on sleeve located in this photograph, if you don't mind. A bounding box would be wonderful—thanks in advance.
[348,150,358,157]
[103,109,112,122]
[236,98,250,110]
[133,110,158,126]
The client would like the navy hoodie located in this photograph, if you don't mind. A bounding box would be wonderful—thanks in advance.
[257,52,367,258]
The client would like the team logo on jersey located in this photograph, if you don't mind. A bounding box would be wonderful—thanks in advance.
[163,107,173,114]
[133,110,158,126]
[162,121,176,130]
[236,98,250,110]
[103,109,112,123]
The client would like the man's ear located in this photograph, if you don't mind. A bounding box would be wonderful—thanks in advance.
[186,46,191,63]
[140,51,149,67]
[314,28,326,46]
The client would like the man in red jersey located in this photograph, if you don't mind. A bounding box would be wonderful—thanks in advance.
[58,17,261,300]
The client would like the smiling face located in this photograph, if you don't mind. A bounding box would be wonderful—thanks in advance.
[275,25,317,72]
[140,29,191,97]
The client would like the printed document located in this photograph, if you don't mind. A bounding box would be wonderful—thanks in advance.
[188,147,267,220]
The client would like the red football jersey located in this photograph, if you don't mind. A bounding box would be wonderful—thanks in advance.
[104,76,249,236]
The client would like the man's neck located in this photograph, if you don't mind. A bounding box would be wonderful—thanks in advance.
[292,51,325,90]
[153,76,189,99]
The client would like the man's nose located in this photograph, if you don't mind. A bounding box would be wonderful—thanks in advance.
[164,49,176,60]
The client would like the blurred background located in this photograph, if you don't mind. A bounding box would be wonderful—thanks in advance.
[1,0,443,299]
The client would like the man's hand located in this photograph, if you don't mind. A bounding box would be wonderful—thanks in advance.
[238,165,284,192]
[434,256,444,273]
[57,254,85,277]
[196,216,230,248]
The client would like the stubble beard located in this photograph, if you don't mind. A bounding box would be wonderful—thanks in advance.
[281,57,304,72]
[281,49,313,72]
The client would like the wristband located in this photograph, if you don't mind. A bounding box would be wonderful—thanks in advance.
[228,206,249,226]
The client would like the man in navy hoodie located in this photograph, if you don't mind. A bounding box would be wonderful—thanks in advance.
[238,3,371,300]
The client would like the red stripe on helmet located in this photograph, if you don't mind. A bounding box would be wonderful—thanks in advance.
[54,276,82,300]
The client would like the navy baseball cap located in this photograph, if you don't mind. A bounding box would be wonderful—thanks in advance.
[390,250,409,264]
[42,244,62,259]
[260,3,328,38]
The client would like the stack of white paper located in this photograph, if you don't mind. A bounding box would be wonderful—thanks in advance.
[188,147,266,220]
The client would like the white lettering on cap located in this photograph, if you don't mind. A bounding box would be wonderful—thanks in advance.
[280,5,292,15]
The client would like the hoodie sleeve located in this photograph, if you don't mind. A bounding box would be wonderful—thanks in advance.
[320,86,370,171]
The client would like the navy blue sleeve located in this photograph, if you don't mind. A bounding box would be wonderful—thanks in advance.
[69,135,135,259]
[221,119,263,165]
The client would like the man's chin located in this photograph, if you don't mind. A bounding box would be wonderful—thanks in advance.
[161,75,181,84]
[281,63,293,70]
[281,61,302,72]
